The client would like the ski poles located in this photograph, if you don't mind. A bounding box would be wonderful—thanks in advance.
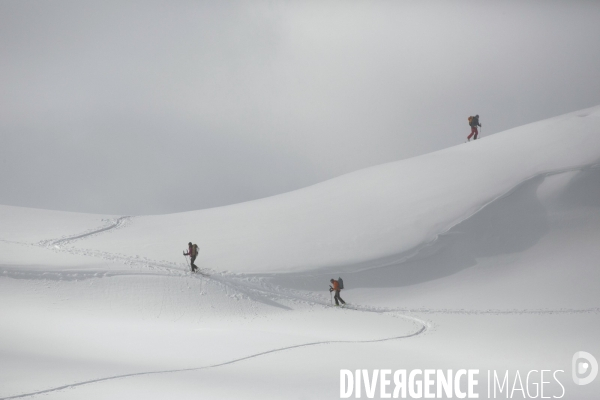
[183,253,191,272]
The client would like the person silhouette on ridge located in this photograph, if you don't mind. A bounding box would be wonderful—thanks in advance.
[467,114,482,141]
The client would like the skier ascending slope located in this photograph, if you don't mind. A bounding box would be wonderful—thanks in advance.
[329,278,346,307]
[183,242,199,273]
[467,114,482,141]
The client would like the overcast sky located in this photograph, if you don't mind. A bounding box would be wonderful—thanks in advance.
[1,1,599,215]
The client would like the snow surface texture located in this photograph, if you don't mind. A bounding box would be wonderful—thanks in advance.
[1,106,599,399]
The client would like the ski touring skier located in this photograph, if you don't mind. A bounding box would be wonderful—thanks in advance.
[183,242,199,273]
[329,278,346,307]
[467,114,482,141]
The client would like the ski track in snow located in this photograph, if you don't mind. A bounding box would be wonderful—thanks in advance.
[37,216,132,248]
[0,324,426,400]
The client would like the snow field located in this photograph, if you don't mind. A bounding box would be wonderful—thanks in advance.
[1,106,600,398]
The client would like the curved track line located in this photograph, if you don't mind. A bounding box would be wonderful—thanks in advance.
[0,323,426,400]
[39,216,131,248]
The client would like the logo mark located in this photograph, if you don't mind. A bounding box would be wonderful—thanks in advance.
[572,351,598,385]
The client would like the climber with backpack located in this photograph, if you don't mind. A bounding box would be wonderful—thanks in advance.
[467,114,482,141]
[183,242,199,273]
[329,277,346,306]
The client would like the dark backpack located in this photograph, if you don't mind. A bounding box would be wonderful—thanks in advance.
[338,277,344,290]
[193,244,199,255]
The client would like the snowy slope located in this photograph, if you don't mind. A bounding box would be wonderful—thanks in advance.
[0,205,116,244]
[72,106,600,274]
[1,106,599,400]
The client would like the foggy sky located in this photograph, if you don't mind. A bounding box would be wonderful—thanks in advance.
[1,1,600,215]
